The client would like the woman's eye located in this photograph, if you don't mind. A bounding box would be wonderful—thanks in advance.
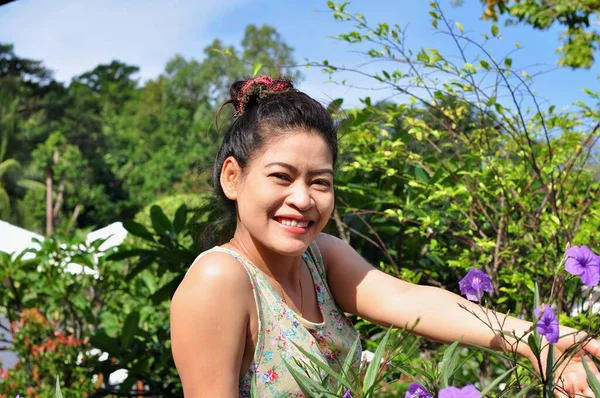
[313,180,331,188]
[271,173,290,182]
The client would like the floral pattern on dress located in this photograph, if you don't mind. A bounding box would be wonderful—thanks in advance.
[196,241,360,397]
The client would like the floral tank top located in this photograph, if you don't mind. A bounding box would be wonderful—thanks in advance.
[194,241,361,397]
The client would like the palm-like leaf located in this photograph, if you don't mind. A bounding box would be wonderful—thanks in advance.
[17,179,45,191]
[0,158,20,179]
[0,187,10,218]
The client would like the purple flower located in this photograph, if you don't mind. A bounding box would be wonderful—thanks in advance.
[405,382,433,398]
[342,389,352,398]
[439,384,481,398]
[565,245,600,286]
[459,268,493,301]
[534,304,560,344]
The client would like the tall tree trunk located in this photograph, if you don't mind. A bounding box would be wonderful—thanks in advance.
[45,151,59,236]
[45,166,53,236]
[52,176,65,229]
[67,203,81,233]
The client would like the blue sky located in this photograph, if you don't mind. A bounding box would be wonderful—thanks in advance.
[0,0,597,108]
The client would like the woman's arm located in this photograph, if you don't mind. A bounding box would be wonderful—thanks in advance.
[317,233,533,358]
[318,233,600,395]
[170,252,252,397]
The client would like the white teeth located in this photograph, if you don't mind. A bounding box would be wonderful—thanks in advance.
[278,218,310,228]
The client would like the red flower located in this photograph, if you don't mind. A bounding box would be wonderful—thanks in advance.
[262,369,279,383]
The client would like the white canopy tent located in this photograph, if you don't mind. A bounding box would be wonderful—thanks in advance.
[0,220,43,259]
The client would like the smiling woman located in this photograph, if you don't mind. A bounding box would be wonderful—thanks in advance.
[170,76,360,397]
[169,76,600,398]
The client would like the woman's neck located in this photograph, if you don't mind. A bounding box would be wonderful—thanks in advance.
[225,227,303,286]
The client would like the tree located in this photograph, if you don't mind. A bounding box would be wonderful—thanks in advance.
[29,132,109,234]
[0,90,44,223]
[473,0,600,68]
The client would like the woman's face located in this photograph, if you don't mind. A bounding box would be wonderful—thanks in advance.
[225,130,335,256]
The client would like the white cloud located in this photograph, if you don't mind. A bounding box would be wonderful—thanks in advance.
[0,0,249,83]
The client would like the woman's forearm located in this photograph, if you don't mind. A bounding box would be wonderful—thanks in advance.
[392,284,535,360]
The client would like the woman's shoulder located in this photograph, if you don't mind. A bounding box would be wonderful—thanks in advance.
[172,248,253,308]
[315,233,351,265]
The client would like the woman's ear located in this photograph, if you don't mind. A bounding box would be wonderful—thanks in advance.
[220,156,242,201]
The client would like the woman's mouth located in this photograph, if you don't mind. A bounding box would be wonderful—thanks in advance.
[274,217,314,233]
[278,218,311,227]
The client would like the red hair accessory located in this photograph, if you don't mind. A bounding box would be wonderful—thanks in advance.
[235,75,293,113]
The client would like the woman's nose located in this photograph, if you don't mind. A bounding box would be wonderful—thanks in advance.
[285,184,314,210]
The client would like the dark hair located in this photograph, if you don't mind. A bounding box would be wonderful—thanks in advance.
[213,76,338,219]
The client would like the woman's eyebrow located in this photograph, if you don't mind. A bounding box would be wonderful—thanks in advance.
[264,162,334,176]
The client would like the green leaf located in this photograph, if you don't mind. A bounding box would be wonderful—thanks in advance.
[327,98,344,114]
[581,353,600,396]
[504,57,513,69]
[107,248,151,262]
[119,374,137,394]
[251,375,259,397]
[252,63,263,77]
[527,334,541,359]
[284,359,335,396]
[90,331,120,356]
[290,340,351,390]
[415,167,429,183]
[55,375,64,398]
[464,63,476,73]
[16,179,45,191]
[513,383,536,397]
[150,276,183,304]
[154,248,196,266]
[456,22,464,34]
[150,205,173,236]
[122,311,140,350]
[480,60,491,70]
[544,343,555,396]
[439,339,461,388]
[122,221,155,242]
[480,367,514,396]
[125,255,156,282]
[173,204,187,234]
[362,327,392,394]
[70,253,95,268]
[342,337,361,378]
[491,24,499,37]
[534,283,541,311]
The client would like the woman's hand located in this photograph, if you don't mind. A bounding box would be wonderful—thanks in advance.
[531,328,600,397]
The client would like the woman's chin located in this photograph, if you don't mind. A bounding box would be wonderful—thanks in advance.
[269,236,313,256]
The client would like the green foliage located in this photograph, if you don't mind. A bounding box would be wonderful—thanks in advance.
[319,0,600,392]
[476,0,600,68]
[0,309,97,397]
[324,0,600,317]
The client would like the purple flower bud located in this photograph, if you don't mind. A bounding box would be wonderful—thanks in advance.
[459,268,493,302]
[405,382,433,398]
[342,389,353,398]
[565,245,600,286]
[439,384,481,398]
[534,304,560,344]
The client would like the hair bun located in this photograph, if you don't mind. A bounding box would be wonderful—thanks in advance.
[230,76,295,115]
